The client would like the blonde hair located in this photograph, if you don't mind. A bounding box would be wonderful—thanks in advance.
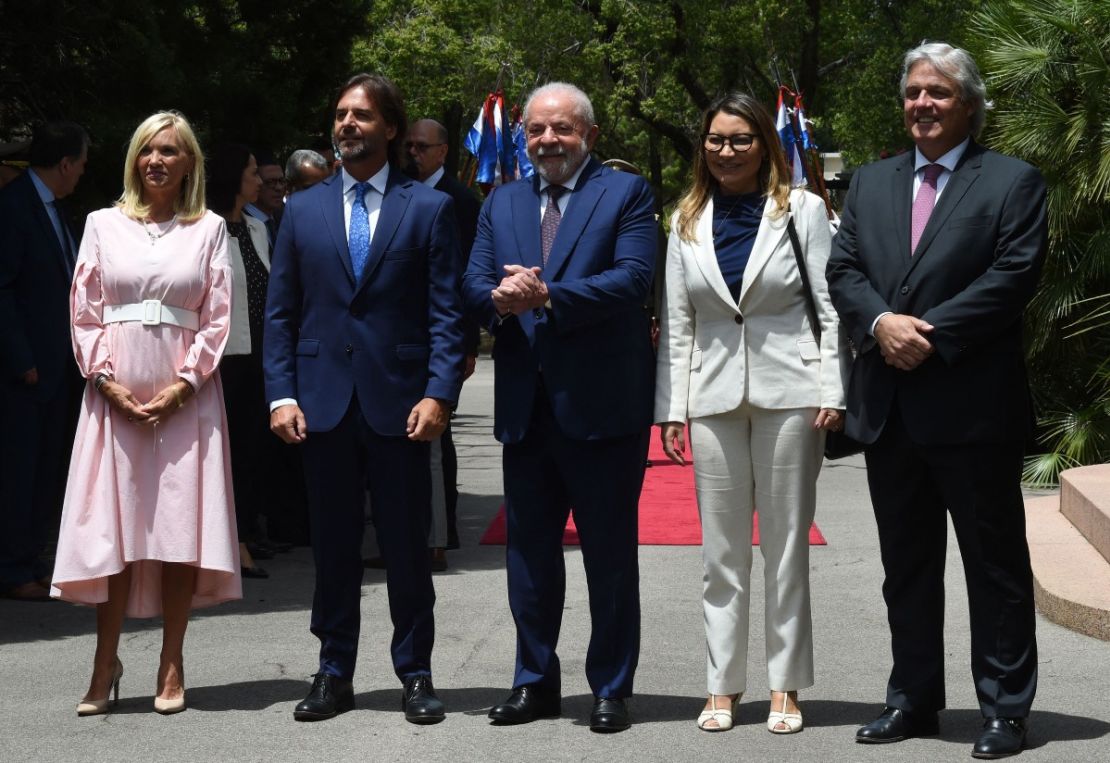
[117,111,206,222]
[675,93,792,242]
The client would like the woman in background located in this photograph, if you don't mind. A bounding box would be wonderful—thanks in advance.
[51,111,240,716]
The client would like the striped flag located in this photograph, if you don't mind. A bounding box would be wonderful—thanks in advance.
[464,91,516,186]
[775,87,806,185]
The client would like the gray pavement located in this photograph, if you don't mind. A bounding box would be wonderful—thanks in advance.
[2,357,1108,762]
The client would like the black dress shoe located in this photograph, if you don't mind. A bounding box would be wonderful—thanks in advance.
[401,675,445,724]
[241,565,269,579]
[590,697,631,733]
[972,718,1026,759]
[245,542,275,560]
[293,673,354,721]
[488,685,561,724]
[856,706,939,743]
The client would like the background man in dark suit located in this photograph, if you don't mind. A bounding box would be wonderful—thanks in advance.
[406,118,482,560]
[0,121,88,602]
[826,43,1047,759]
[462,82,656,733]
[264,74,465,724]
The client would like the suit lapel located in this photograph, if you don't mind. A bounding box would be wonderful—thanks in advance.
[543,159,605,279]
[21,174,71,279]
[737,198,789,306]
[690,197,739,309]
[320,175,354,285]
[358,168,411,291]
[891,152,915,264]
[513,178,543,270]
[907,142,983,271]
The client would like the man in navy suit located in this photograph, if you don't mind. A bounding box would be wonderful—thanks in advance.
[826,43,1046,759]
[0,121,87,601]
[462,82,657,733]
[264,74,465,724]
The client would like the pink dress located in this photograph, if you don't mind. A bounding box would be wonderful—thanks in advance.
[51,207,242,617]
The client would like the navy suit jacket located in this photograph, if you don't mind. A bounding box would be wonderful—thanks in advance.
[434,171,482,355]
[826,141,1047,446]
[0,171,78,399]
[263,167,465,436]
[462,158,657,444]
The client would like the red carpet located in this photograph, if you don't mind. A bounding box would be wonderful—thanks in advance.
[480,426,827,546]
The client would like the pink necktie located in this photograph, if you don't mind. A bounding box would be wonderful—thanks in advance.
[541,186,565,267]
[910,163,943,255]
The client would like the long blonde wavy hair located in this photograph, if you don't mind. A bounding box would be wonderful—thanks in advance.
[117,111,206,223]
[675,93,792,242]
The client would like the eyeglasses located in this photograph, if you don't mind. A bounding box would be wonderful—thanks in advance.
[404,141,445,152]
[703,133,757,153]
[526,122,580,139]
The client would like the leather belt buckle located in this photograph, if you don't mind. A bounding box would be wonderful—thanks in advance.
[141,299,162,326]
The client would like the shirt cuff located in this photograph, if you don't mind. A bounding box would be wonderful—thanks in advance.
[869,311,893,336]
[269,397,298,412]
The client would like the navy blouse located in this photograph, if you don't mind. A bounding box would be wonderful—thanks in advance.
[712,191,765,302]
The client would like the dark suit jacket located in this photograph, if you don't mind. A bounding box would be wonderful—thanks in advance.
[0,171,79,399]
[826,140,1047,446]
[263,167,465,436]
[462,157,657,444]
[434,171,482,355]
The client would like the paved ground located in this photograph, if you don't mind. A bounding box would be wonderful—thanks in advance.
[2,358,1108,762]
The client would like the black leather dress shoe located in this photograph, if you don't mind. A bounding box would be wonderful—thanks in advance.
[401,675,445,724]
[590,697,631,733]
[488,685,561,724]
[972,718,1026,759]
[293,673,354,721]
[856,706,939,743]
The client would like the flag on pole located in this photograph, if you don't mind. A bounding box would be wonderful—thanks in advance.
[775,87,806,185]
[510,106,533,180]
[464,91,516,186]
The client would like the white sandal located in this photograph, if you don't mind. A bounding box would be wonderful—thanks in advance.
[697,694,740,732]
[767,691,803,734]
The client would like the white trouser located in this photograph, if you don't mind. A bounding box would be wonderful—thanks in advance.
[688,402,824,695]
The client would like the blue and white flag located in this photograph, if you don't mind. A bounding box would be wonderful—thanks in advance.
[464,91,516,186]
[776,87,806,185]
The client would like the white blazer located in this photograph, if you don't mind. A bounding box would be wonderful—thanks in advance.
[655,188,848,423]
[224,214,270,356]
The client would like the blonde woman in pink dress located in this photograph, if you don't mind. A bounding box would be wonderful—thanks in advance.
[51,111,240,716]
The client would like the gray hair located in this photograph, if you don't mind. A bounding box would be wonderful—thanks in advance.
[523,82,595,126]
[285,149,330,186]
[900,42,993,137]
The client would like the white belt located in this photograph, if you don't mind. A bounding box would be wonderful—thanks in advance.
[102,299,200,331]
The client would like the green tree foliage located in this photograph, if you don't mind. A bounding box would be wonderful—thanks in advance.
[1,0,371,208]
[969,0,1110,485]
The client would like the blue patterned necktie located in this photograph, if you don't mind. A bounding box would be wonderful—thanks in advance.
[349,181,372,279]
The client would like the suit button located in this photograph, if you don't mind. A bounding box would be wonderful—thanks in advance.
[900,286,910,295]
[533,308,543,319]
[345,344,353,355]
[734,314,744,325]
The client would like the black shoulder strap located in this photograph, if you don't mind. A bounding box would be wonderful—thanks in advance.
[786,210,821,343]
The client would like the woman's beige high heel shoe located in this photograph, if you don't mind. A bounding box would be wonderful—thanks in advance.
[154,662,186,714]
[77,658,123,716]
[767,691,803,734]
[697,693,740,731]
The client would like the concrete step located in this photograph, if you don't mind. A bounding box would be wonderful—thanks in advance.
[1025,494,1110,640]
[1060,465,1110,564]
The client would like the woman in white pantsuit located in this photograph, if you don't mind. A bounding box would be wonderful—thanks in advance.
[655,93,848,733]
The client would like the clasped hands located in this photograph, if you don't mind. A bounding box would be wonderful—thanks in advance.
[269,397,450,445]
[99,377,194,426]
[874,313,935,371]
[491,264,549,316]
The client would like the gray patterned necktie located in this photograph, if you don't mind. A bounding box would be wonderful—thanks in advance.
[541,186,566,267]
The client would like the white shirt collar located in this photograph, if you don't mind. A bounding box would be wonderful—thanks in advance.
[914,138,969,174]
[28,169,55,204]
[343,162,390,197]
[243,202,270,223]
[422,166,445,188]
[538,155,591,194]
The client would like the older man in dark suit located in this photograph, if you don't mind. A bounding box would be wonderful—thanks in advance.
[0,121,87,601]
[826,43,1046,759]
[463,82,656,733]
[405,118,482,559]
